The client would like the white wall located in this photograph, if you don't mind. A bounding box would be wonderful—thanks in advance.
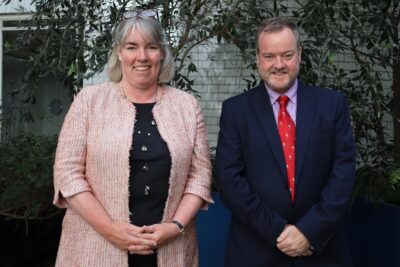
[0,0,34,13]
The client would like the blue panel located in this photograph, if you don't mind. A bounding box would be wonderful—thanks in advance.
[345,198,400,267]
[196,193,231,267]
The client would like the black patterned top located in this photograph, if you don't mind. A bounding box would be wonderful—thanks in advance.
[128,103,171,267]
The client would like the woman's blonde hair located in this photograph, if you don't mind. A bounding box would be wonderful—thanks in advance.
[107,15,175,83]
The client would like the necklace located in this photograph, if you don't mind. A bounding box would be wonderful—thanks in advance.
[120,83,158,103]
[121,84,158,195]
[134,112,157,196]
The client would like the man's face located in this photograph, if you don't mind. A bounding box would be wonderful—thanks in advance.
[256,27,301,94]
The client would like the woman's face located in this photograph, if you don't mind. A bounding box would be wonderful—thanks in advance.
[118,28,163,90]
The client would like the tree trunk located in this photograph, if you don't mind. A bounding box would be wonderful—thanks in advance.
[393,46,400,161]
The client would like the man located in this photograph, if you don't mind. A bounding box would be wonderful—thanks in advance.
[216,17,355,267]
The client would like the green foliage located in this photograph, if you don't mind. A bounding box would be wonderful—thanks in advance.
[355,165,400,205]
[5,0,243,100]
[0,133,59,220]
[217,0,290,64]
[9,0,122,94]
[294,0,400,203]
[389,168,400,191]
[296,0,398,157]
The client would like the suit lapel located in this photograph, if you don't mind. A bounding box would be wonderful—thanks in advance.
[250,84,287,179]
[295,84,315,185]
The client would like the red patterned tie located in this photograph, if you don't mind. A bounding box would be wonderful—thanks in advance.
[277,96,296,202]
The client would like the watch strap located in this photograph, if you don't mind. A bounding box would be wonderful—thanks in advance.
[171,220,185,234]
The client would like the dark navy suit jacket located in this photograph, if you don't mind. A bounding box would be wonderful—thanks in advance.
[216,83,356,267]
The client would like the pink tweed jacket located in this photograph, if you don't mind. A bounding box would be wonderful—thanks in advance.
[53,82,213,267]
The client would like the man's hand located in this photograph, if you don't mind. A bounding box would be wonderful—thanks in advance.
[276,224,313,257]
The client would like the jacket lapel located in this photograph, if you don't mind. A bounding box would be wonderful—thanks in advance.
[250,84,287,179]
[295,84,315,185]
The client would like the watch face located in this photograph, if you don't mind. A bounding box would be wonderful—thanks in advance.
[50,99,64,115]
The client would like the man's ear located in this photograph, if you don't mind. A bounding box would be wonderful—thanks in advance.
[255,50,259,68]
[298,47,302,61]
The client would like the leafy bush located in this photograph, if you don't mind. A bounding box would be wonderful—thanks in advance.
[0,133,59,220]
[354,165,400,205]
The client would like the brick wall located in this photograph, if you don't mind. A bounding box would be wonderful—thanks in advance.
[188,42,256,146]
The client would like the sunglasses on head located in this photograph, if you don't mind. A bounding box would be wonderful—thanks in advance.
[123,9,157,20]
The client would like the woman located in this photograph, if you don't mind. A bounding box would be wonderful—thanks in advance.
[53,10,213,267]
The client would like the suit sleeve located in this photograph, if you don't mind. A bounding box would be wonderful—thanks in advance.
[216,100,287,247]
[295,93,356,253]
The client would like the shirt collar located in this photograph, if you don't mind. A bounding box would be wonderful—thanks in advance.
[265,79,298,105]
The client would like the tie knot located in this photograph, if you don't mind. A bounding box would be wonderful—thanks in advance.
[278,95,289,108]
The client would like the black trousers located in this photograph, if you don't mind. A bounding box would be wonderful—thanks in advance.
[128,253,157,267]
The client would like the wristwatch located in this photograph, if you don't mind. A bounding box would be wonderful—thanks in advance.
[171,220,185,235]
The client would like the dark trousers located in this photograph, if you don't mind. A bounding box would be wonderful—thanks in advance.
[128,253,157,267]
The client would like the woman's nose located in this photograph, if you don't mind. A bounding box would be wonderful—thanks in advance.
[137,48,148,60]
